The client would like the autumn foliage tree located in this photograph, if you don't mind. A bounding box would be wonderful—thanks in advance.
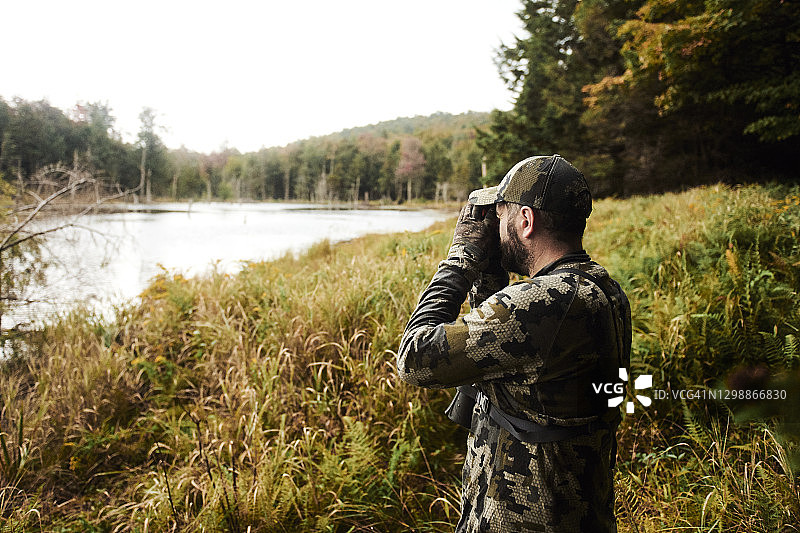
[395,137,426,202]
[480,0,800,195]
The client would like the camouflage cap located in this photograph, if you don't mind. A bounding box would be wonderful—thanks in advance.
[468,155,592,218]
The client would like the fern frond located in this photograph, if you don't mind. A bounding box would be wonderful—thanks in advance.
[726,248,742,282]
[759,332,785,370]
[682,398,706,444]
[785,334,800,367]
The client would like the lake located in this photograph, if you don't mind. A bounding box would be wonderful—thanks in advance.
[11,202,453,327]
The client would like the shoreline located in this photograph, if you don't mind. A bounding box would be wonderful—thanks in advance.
[3,198,462,217]
[2,205,456,334]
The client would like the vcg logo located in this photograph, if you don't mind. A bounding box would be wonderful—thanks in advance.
[592,368,652,413]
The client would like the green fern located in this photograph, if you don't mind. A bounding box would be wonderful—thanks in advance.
[681,399,706,444]
[616,474,643,532]
[757,331,800,370]
[785,334,800,367]
[760,332,786,370]
[385,438,413,490]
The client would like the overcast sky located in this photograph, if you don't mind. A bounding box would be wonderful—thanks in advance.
[3,0,522,154]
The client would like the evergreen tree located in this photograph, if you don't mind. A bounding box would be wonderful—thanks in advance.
[478,0,589,182]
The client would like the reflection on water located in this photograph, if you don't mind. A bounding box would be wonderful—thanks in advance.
[15,202,452,325]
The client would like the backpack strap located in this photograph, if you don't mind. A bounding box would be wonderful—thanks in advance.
[552,267,630,371]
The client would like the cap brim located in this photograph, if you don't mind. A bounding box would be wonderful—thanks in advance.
[468,186,500,205]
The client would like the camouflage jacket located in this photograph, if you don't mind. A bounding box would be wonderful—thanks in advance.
[397,245,631,532]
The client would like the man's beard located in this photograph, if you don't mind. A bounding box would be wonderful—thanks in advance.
[500,221,530,276]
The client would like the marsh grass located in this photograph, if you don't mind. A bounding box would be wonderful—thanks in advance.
[1,184,799,531]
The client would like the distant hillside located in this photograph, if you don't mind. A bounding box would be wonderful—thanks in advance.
[0,97,493,204]
[165,110,494,203]
[304,110,491,144]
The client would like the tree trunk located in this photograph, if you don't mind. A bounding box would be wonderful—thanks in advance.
[353,174,360,205]
[139,145,147,197]
[284,168,290,201]
[316,169,328,203]
[146,170,152,203]
[171,170,179,199]
[71,152,78,202]
[16,160,23,207]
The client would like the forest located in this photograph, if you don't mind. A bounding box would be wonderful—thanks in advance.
[478,0,799,196]
[2,0,798,204]
[0,101,489,204]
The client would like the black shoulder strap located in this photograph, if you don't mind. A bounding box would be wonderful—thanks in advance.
[456,385,618,443]
[552,267,614,303]
[552,267,629,370]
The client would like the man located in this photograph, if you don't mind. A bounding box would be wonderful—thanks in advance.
[397,155,631,532]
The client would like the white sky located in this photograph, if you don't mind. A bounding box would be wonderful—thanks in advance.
[2,0,522,154]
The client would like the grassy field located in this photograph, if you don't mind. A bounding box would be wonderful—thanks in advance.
[1,184,799,531]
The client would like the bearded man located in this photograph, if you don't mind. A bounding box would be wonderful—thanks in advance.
[397,155,631,532]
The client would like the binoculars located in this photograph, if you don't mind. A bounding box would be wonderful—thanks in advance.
[471,204,497,222]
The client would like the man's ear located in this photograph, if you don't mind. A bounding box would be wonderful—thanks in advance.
[520,206,535,238]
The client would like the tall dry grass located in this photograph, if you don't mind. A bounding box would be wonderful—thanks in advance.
[1,184,799,531]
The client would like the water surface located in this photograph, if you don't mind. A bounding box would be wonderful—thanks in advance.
[16,202,452,325]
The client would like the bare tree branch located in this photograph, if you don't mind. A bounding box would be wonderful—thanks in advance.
[1,164,141,254]
[2,221,82,252]
[0,296,44,304]
[1,162,144,335]
[0,177,92,252]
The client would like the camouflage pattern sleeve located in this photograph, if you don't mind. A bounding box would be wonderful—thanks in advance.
[468,258,509,309]
[395,245,481,389]
[397,260,576,389]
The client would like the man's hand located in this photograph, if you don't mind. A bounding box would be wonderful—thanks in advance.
[451,204,500,259]
[440,203,506,288]
[452,205,509,307]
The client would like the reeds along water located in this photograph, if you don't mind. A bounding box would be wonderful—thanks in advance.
[1,184,799,531]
